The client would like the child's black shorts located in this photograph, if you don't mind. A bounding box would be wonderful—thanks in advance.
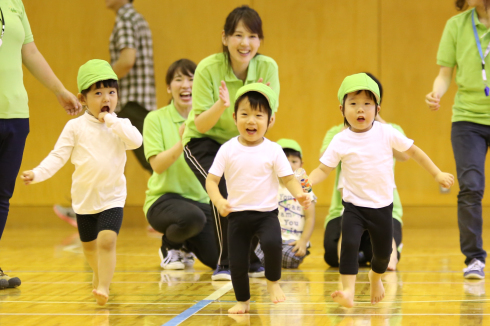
[76,207,123,242]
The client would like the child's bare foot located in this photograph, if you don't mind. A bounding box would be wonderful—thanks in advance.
[387,255,398,271]
[368,270,385,304]
[331,290,354,308]
[228,300,250,314]
[92,288,109,306]
[266,280,286,303]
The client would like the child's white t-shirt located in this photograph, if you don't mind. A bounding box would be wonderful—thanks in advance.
[209,137,293,212]
[278,184,316,242]
[32,112,142,214]
[320,121,413,208]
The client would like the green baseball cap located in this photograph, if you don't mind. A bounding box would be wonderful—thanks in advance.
[235,83,278,113]
[337,73,380,105]
[77,59,118,93]
[277,138,302,155]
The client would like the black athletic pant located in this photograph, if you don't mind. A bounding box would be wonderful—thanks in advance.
[118,101,152,173]
[183,137,261,269]
[228,210,282,302]
[339,201,393,275]
[146,193,219,269]
[324,216,402,267]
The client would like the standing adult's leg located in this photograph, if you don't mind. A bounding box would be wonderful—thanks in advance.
[0,119,29,239]
[118,101,152,173]
[451,121,489,265]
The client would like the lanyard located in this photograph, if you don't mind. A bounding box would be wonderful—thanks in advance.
[472,9,490,96]
[0,7,4,48]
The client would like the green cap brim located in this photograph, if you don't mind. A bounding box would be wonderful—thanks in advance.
[337,73,380,105]
[234,83,278,114]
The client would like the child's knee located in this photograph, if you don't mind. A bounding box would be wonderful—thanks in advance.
[260,238,282,255]
[97,230,117,250]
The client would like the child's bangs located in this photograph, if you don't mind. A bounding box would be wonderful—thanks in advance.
[82,79,119,95]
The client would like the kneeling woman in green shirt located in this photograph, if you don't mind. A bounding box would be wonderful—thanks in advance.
[143,59,218,270]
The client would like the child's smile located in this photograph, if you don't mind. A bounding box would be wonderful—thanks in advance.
[234,98,269,146]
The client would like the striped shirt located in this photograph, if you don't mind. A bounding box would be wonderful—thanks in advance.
[109,3,156,112]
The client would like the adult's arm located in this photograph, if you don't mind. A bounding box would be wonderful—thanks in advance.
[112,48,137,79]
[425,66,454,111]
[21,42,81,115]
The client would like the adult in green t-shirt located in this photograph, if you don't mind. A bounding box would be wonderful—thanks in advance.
[426,0,489,279]
[322,73,407,271]
[182,5,280,281]
[143,59,218,270]
[0,0,80,287]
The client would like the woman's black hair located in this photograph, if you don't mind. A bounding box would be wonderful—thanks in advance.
[165,59,196,86]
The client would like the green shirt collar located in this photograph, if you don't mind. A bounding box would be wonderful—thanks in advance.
[168,101,186,123]
[222,55,258,82]
[473,8,490,31]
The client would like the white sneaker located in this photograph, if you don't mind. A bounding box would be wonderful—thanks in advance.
[182,250,196,267]
[159,248,185,270]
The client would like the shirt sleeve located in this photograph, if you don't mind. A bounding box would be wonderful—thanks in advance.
[32,121,74,183]
[261,58,280,112]
[437,18,457,67]
[320,135,341,168]
[143,111,165,161]
[320,124,343,154]
[18,0,33,44]
[104,113,143,150]
[191,64,216,115]
[114,16,136,50]
[389,125,414,152]
[274,146,294,177]
[208,145,226,177]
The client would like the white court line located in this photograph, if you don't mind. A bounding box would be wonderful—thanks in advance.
[0,313,490,317]
[20,281,483,285]
[0,300,194,305]
[203,282,233,300]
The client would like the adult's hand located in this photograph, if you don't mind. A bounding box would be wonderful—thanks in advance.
[56,89,82,116]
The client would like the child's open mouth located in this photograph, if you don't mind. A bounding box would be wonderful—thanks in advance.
[357,117,365,122]
[101,106,110,113]
[246,128,256,135]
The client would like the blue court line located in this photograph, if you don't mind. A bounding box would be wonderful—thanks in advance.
[162,300,213,326]
[161,282,233,326]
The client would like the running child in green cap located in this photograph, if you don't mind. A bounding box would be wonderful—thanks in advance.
[20,59,142,306]
[206,83,310,314]
[309,73,454,308]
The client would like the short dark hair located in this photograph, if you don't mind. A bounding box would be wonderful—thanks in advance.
[283,148,302,160]
[455,0,489,11]
[81,79,119,97]
[364,72,383,103]
[234,91,272,123]
[341,90,378,127]
[222,6,264,66]
[165,59,196,86]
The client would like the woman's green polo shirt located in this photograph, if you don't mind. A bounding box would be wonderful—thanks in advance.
[182,52,280,146]
[0,0,34,119]
[143,102,209,216]
[321,123,405,227]
[437,9,490,125]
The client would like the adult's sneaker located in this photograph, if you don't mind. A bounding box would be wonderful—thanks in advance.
[0,268,21,288]
[53,205,77,228]
[212,265,231,281]
[464,258,485,279]
[181,251,196,267]
[248,265,265,278]
[159,248,185,270]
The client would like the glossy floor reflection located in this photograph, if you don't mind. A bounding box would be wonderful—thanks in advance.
[0,206,488,325]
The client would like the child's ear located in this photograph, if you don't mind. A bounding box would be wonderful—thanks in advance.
[377,105,381,113]
[77,93,86,106]
[269,113,275,127]
[233,112,237,125]
[339,105,344,116]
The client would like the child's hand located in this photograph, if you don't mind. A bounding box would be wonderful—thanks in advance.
[289,239,308,257]
[425,91,441,111]
[296,193,311,210]
[20,170,34,185]
[219,81,230,108]
[98,112,109,122]
[435,172,454,188]
[217,198,232,217]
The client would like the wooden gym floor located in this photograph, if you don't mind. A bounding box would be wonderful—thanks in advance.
[0,206,488,326]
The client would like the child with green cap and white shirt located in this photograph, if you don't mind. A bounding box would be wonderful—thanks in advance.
[206,83,311,314]
[309,73,454,308]
[20,59,142,306]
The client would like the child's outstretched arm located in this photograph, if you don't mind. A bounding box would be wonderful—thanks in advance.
[309,163,335,186]
[290,204,316,257]
[405,144,454,188]
[206,173,232,217]
[20,122,75,185]
[101,113,143,150]
[280,175,311,210]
